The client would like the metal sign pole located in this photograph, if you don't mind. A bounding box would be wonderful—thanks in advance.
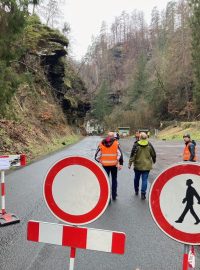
[188,246,195,269]
[69,247,76,270]
[183,244,189,270]
[1,171,6,215]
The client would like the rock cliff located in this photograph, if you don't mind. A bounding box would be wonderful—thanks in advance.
[0,15,90,159]
[25,15,90,126]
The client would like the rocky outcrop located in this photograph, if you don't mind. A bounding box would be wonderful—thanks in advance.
[25,15,90,126]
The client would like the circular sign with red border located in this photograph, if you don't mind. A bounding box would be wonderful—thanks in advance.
[149,163,200,245]
[43,156,110,225]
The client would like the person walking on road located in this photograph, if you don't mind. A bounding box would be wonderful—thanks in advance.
[183,133,197,162]
[128,132,156,200]
[134,131,140,142]
[114,132,120,140]
[95,132,123,201]
[175,179,200,225]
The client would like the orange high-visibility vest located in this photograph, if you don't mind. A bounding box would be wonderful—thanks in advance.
[183,143,197,161]
[99,140,118,166]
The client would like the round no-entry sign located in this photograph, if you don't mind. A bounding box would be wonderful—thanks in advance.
[43,156,110,225]
[149,163,200,245]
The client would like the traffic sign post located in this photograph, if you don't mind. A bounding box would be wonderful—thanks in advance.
[0,154,26,226]
[188,246,195,269]
[183,245,195,270]
[69,247,76,270]
[27,156,126,269]
[183,245,189,270]
[149,163,200,270]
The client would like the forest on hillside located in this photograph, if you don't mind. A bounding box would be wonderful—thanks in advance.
[0,0,90,157]
[80,0,200,130]
[1,0,200,133]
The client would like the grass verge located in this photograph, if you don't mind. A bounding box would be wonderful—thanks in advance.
[28,134,81,162]
[158,122,200,140]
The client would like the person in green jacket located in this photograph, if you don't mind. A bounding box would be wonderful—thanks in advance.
[128,132,156,200]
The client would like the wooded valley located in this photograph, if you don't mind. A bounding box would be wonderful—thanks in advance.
[0,0,200,143]
[80,0,200,130]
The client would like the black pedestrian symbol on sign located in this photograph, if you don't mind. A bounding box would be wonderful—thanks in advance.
[175,179,200,225]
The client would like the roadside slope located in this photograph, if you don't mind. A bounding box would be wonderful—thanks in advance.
[158,122,200,140]
[0,15,90,161]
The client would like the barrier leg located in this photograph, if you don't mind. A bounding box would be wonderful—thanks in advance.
[183,244,189,270]
[1,170,6,215]
[0,171,20,226]
[69,247,76,270]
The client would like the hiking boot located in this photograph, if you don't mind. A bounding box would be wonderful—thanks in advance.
[141,193,146,200]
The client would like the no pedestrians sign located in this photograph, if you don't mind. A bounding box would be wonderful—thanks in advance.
[149,163,200,245]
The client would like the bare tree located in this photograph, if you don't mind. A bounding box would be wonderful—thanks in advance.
[38,0,64,28]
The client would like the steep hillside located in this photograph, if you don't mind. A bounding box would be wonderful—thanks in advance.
[0,15,90,160]
[158,122,200,140]
[80,1,198,130]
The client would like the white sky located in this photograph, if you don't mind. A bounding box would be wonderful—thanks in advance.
[63,0,173,60]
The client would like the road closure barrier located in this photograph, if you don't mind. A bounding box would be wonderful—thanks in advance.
[27,220,126,254]
[27,156,126,270]
[0,154,26,226]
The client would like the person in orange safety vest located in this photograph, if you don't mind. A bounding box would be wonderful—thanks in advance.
[95,132,123,201]
[183,133,197,162]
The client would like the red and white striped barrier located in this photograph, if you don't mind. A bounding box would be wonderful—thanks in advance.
[0,154,26,226]
[27,220,126,254]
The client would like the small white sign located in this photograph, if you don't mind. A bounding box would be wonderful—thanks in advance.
[0,159,10,170]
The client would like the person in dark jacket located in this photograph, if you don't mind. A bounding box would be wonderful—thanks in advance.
[128,132,156,200]
[114,132,120,140]
[95,132,123,201]
[183,133,197,162]
[134,131,140,143]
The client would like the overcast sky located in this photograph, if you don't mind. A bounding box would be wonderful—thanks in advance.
[63,0,173,60]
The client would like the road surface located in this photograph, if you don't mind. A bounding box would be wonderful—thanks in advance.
[0,136,199,270]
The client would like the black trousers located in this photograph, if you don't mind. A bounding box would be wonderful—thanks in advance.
[178,204,200,222]
[103,166,118,199]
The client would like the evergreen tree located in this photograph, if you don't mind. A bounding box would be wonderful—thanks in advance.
[0,0,28,62]
[189,0,200,111]
[0,0,28,115]
[93,81,111,121]
[128,54,148,107]
[31,0,40,14]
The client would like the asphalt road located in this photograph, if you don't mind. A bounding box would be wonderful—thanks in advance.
[0,136,199,270]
